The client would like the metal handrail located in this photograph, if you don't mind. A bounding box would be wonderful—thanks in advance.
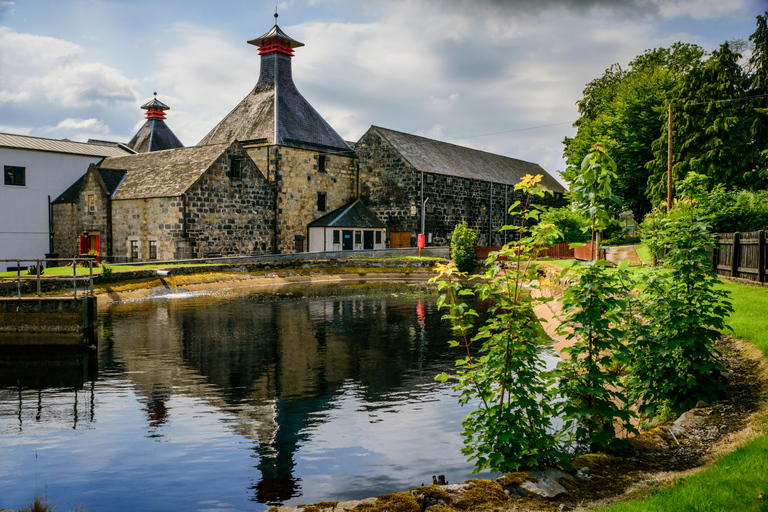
[0,258,95,299]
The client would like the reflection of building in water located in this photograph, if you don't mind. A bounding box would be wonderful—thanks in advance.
[0,345,97,432]
[99,285,446,504]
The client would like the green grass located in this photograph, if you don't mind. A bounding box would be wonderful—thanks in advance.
[595,278,768,511]
[0,262,219,278]
[719,281,768,356]
[635,243,653,266]
[598,433,768,512]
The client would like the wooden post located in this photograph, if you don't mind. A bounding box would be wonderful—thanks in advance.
[667,103,673,212]
[731,232,740,278]
[36,259,41,296]
[759,230,766,284]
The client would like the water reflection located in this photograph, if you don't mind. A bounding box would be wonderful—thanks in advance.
[0,282,560,512]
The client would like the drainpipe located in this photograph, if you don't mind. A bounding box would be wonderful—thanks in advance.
[48,195,54,253]
[420,171,424,239]
[273,146,280,254]
[489,183,493,247]
[504,185,508,245]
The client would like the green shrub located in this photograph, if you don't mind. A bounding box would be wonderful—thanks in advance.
[539,207,590,243]
[434,175,566,473]
[630,176,733,417]
[100,264,113,282]
[557,260,637,452]
[450,222,476,272]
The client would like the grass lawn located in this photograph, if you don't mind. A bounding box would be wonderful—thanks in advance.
[0,262,220,278]
[595,278,768,511]
[598,433,768,512]
[635,243,653,265]
[719,281,768,356]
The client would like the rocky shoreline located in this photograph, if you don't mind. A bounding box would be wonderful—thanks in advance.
[263,335,766,512]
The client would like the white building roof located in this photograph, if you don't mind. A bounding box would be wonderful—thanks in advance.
[0,132,134,158]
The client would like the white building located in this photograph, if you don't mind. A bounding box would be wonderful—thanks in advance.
[0,133,132,267]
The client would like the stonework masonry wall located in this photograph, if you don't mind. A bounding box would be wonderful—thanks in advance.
[246,145,357,253]
[183,144,274,258]
[52,168,112,257]
[111,144,275,261]
[355,131,566,247]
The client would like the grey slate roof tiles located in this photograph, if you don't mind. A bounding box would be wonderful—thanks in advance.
[51,168,127,204]
[198,50,350,153]
[127,118,185,153]
[367,126,566,193]
[308,200,386,229]
[99,142,230,200]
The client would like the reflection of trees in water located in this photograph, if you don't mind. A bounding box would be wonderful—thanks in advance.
[99,286,455,505]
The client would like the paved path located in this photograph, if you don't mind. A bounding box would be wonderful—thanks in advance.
[606,244,643,266]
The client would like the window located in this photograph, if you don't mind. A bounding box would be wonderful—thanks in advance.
[149,241,157,260]
[375,231,382,244]
[228,156,244,179]
[318,154,327,173]
[333,230,340,244]
[355,231,361,244]
[88,194,96,212]
[447,177,453,186]
[4,166,25,186]
[317,192,327,212]
[130,240,139,261]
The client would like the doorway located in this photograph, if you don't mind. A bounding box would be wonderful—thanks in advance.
[342,230,353,251]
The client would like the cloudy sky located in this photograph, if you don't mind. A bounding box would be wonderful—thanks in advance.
[0,0,765,182]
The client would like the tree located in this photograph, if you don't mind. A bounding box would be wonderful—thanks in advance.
[569,144,619,259]
[433,175,566,473]
[563,43,705,221]
[646,42,760,203]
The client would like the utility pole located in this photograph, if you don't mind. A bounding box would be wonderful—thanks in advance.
[667,103,673,211]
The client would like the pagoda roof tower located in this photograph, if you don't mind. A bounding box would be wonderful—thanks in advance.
[127,93,185,153]
[198,14,351,154]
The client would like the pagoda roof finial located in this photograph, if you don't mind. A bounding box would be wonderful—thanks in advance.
[248,12,304,56]
[141,93,170,119]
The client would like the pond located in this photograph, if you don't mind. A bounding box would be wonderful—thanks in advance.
[0,281,561,512]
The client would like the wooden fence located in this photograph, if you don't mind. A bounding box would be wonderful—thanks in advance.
[713,231,767,283]
[474,243,575,261]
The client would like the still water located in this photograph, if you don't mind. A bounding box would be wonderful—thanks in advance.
[0,281,560,512]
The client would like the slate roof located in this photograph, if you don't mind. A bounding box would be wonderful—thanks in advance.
[0,132,134,158]
[247,24,304,48]
[99,143,230,200]
[198,28,351,154]
[308,199,386,229]
[141,97,170,110]
[52,168,127,204]
[127,118,185,153]
[364,126,566,193]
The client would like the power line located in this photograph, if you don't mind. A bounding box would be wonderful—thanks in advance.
[444,121,573,142]
[679,93,768,108]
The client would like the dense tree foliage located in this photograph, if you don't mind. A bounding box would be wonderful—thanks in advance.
[564,13,768,222]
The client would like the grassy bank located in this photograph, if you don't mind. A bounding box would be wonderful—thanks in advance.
[595,279,768,511]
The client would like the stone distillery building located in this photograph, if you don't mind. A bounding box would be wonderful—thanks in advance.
[50,19,565,261]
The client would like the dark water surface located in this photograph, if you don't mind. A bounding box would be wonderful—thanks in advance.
[0,281,560,512]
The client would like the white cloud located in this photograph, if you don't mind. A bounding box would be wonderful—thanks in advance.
[49,117,109,133]
[0,27,139,108]
[657,0,761,21]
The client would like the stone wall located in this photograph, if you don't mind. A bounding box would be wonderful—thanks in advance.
[246,145,357,254]
[111,144,275,261]
[51,167,112,258]
[355,131,567,247]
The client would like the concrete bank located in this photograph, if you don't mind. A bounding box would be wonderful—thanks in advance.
[0,296,97,345]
